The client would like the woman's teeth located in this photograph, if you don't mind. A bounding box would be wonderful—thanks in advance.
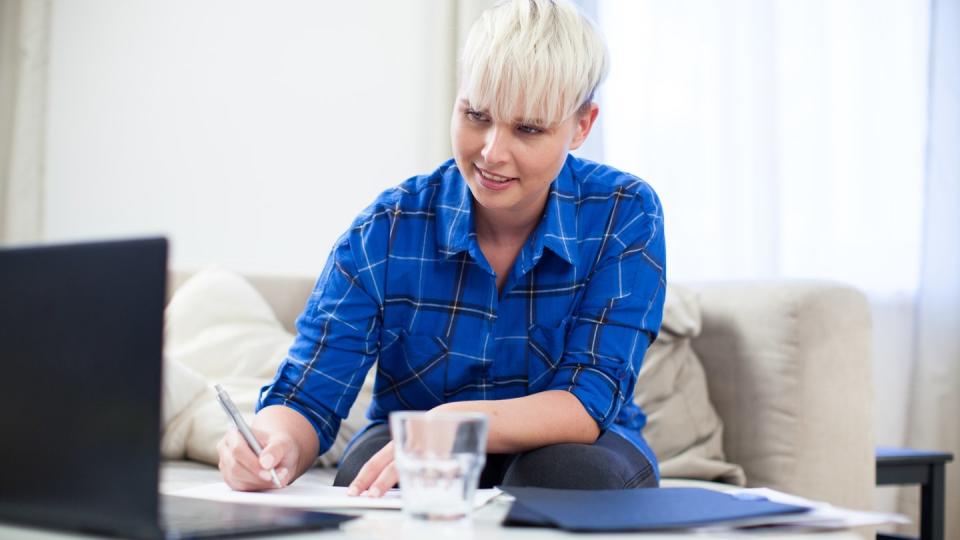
[480,169,513,182]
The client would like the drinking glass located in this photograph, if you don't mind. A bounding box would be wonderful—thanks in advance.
[389,411,488,522]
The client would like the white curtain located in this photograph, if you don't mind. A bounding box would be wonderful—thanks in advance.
[904,0,960,537]
[594,0,948,536]
[0,0,50,245]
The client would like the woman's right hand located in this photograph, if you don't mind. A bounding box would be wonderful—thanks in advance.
[217,426,298,491]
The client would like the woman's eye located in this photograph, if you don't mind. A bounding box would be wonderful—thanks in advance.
[466,109,489,122]
[517,124,543,135]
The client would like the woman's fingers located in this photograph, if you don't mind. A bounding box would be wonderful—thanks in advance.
[217,429,263,490]
[259,436,296,487]
[348,441,396,496]
[364,460,398,498]
[217,427,284,491]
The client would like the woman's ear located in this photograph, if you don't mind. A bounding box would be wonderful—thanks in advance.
[568,103,600,151]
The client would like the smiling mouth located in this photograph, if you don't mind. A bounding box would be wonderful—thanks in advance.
[476,167,518,183]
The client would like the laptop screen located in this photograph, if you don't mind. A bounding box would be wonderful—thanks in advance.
[0,238,168,538]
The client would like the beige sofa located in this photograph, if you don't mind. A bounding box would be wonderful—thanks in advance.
[164,273,874,513]
[687,281,874,511]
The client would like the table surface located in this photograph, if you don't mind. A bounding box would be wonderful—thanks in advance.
[0,507,868,540]
[0,462,863,540]
[875,446,954,465]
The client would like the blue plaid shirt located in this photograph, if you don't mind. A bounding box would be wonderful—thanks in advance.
[259,154,666,469]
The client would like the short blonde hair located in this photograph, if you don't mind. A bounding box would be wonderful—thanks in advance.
[458,0,609,126]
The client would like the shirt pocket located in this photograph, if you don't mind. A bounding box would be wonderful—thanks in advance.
[375,329,449,410]
[526,316,572,393]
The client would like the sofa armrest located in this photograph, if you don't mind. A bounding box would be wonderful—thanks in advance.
[688,281,874,511]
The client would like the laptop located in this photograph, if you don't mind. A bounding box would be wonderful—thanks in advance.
[0,238,353,539]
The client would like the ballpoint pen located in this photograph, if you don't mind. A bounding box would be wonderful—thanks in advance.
[214,384,283,489]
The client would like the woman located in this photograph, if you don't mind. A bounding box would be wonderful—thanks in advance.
[218,0,665,496]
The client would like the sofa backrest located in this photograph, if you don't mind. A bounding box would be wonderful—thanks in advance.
[170,272,314,335]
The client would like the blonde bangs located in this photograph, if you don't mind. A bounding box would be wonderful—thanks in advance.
[459,0,609,127]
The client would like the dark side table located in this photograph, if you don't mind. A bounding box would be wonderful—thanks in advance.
[875,447,953,540]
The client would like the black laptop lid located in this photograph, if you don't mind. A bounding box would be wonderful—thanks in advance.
[0,238,167,539]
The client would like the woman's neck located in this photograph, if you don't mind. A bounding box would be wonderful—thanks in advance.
[473,192,548,247]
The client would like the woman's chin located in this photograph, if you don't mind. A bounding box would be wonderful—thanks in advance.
[466,184,517,211]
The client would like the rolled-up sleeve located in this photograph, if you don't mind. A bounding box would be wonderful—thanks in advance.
[257,232,381,456]
[544,192,666,431]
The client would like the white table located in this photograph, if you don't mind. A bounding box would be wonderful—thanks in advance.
[0,506,867,540]
[0,462,864,540]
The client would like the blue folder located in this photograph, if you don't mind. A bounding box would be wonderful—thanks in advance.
[502,487,809,531]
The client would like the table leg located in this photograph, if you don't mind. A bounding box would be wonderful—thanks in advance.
[920,462,945,540]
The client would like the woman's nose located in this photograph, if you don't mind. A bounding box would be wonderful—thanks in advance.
[481,126,509,165]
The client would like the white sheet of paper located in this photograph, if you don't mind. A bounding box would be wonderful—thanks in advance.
[694,487,910,531]
[165,481,502,511]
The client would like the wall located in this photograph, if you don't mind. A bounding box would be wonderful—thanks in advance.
[44,0,455,276]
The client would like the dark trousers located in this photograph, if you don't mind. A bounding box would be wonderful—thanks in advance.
[332,423,658,490]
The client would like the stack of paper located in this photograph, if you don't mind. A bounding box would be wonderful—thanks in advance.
[700,488,911,532]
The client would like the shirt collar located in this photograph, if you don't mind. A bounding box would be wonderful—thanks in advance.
[526,157,579,268]
[434,157,579,267]
[434,161,475,257]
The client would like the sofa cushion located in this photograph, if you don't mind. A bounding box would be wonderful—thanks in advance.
[161,267,371,467]
[636,285,746,485]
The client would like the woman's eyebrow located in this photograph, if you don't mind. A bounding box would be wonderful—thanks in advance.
[457,100,545,125]
[514,116,547,126]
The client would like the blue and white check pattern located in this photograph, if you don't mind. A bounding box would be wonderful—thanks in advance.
[259,154,666,465]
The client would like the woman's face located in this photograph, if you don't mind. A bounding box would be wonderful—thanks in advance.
[451,96,597,220]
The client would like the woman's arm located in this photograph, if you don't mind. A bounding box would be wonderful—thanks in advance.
[220,226,383,491]
[438,390,599,453]
[346,390,598,496]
